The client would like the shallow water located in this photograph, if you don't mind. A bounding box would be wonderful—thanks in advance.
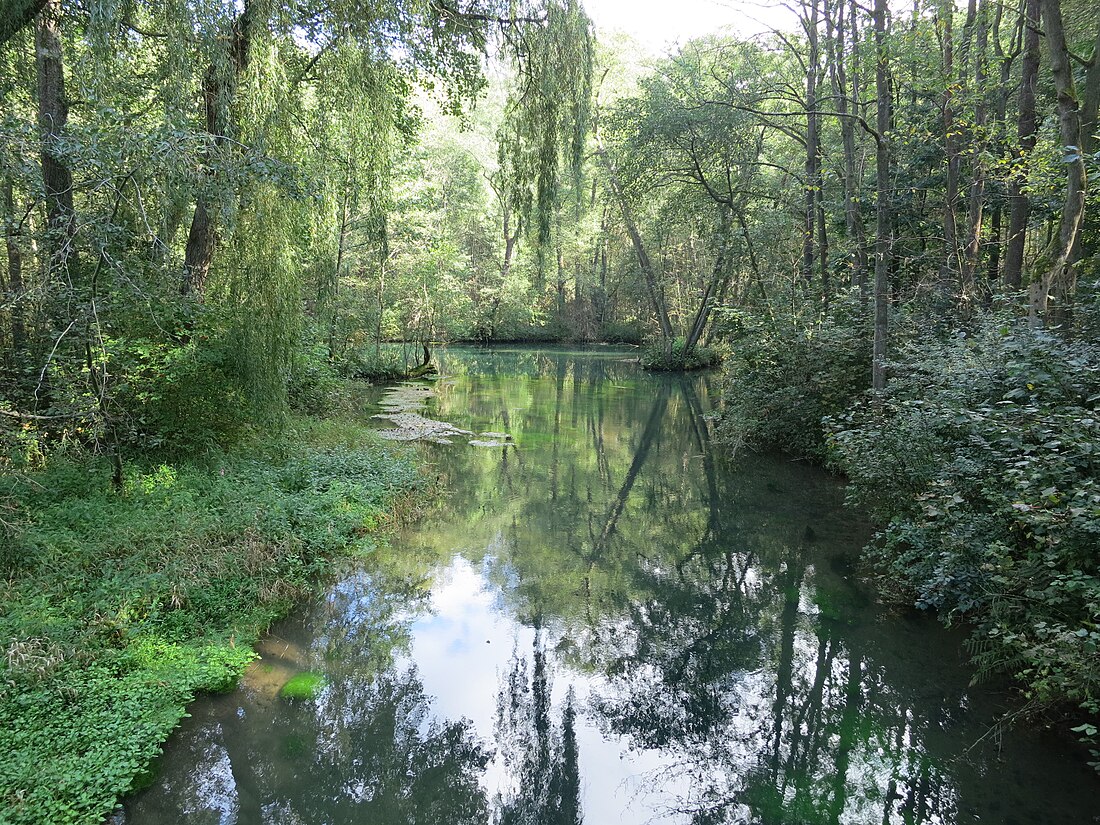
[125,346,1099,825]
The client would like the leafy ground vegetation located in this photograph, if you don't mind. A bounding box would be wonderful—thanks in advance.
[0,416,419,825]
[718,301,1100,769]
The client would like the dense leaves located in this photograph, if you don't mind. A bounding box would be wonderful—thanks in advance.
[829,321,1100,726]
[0,421,420,824]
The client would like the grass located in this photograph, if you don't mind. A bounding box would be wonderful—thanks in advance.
[0,417,420,825]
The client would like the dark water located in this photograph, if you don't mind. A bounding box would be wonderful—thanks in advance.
[125,347,1099,825]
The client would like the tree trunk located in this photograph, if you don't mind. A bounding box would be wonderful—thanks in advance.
[960,0,989,296]
[1081,23,1100,157]
[826,0,868,299]
[181,2,256,297]
[595,135,674,345]
[1032,0,1086,324]
[938,0,960,293]
[872,0,891,392]
[1066,21,1100,275]
[983,1,1016,291]
[802,0,821,289]
[3,178,26,359]
[36,0,74,277]
[685,210,732,353]
[1004,0,1039,291]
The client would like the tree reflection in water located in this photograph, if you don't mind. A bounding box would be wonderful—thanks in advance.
[128,349,1099,825]
[494,635,582,825]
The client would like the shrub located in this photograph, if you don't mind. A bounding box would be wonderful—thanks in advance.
[339,346,413,383]
[829,319,1100,730]
[288,342,344,415]
[640,338,721,372]
[599,320,645,345]
[716,313,871,461]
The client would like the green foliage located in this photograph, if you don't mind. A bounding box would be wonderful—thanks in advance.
[0,424,419,824]
[640,338,721,372]
[598,320,644,345]
[716,311,872,461]
[108,319,255,454]
[829,319,1100,730]
[280,671,327,700]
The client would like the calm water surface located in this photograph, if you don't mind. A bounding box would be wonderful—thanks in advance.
[125,347,1099,825]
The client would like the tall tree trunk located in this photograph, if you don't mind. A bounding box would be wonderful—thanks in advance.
[826,0,868,297]
[872,0,891,392]
[1066,21,1100,275]
[984,1,1017,292]
[182,2,256,297]
[1004,0,1039,291]
[36,0,74,277]
[938,0,960,293]
[960,0,989,296]
[685,210,732,353]
[1032,0,1086,324]
[3,178,26,360]
[594,134,675,345]
[1081,24,1100,157]
[802,0,822,289]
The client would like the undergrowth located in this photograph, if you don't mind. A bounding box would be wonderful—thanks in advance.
[640,339,721,372]
[0,418,420,825]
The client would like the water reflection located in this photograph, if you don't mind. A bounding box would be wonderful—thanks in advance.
[494,637,582,825]
[127,347,1098,825]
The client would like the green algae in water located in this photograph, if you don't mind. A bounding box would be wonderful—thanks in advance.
[280,672,326,700]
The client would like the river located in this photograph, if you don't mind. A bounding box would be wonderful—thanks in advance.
[124,346,1099,825]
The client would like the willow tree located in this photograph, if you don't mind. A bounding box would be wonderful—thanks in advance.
[0,0,593,453]
[492,0,593,285]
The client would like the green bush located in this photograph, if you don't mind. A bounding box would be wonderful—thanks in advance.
[640,338,721,372]
[599,320,645,345]
[339,346,413,383]
[108,326,254,454]
[716,313,871,460]
[829,319,1100,732]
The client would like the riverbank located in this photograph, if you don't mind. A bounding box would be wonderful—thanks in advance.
[717,312,1100,768]
[0,415,421,825]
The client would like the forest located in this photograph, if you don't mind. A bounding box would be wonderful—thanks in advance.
[0,0,1098,821]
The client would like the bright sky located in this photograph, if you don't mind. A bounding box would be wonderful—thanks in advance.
[584,0,800,52]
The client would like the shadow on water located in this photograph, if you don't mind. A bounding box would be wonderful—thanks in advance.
[126,345,1099,825]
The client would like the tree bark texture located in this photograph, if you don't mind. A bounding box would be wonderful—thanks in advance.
[182,2,256,297]
[960,0,989,297]
[802,0,822,290]
[1033,0,1086,324]
[938,0,960,293]
[1004,0,1039,291]
[3,178,26,358]
[36,0,75,278]
[872,0,891,392]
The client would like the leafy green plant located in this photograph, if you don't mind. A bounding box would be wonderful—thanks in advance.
[640,338,721,372]
[829,319,1100,750]
[716,312,871,460]
[0,421,420,824]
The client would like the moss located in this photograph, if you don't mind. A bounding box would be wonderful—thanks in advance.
[280,671,326,701]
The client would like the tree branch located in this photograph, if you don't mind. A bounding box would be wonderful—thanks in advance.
[0,0,47,46]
